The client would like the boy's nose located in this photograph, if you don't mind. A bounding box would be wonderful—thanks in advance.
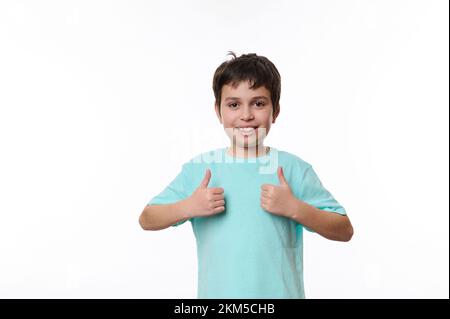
[241,108,254,120]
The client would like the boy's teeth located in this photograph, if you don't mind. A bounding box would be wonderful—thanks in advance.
[238,127,255,132]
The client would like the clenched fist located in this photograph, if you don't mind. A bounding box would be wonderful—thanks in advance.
[260,167,297,217]
[186,169,225,218]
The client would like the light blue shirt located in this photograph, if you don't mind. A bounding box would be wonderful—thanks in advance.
[148,147,346,299]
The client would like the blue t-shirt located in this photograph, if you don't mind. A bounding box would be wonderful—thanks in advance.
[148,147,346,299]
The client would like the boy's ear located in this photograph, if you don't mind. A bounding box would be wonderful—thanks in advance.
[272,104,280,123]
[215,103,223,124]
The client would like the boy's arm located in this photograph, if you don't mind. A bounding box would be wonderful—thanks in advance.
[140,169,225,231]
[261,167,353,242]
[139,199,192,231]
[287,199,354,242]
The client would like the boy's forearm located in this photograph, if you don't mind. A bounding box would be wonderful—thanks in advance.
[139,198,193,231]
[286,199,354,242]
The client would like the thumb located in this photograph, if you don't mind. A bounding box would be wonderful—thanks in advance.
[200,168,211,188]
[278,166,288,186]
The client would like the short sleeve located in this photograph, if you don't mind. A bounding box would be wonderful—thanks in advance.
[147,164,191,227]
[299,165,347,232]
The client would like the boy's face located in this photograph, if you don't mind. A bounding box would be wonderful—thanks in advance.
[215,80,279,152]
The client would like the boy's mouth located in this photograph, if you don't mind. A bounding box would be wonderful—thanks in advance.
[234,126,258,136]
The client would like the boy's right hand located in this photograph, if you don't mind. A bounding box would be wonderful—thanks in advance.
[186,169,225,218]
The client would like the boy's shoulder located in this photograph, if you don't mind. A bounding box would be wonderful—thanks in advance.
[276,148,311,167]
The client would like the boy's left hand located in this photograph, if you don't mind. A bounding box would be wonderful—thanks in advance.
[260,167,298,217]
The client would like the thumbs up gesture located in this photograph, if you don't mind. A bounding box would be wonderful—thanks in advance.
[187,169,225,218]
[260,167,297,217]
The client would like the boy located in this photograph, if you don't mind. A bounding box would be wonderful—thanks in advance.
[139,52,353,299]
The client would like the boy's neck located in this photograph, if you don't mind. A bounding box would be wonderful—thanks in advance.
[226,145,270,158]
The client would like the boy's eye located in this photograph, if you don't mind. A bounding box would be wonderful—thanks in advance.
[227,101,265,109]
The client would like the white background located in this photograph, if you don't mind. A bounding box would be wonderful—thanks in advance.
[0,0,448,298]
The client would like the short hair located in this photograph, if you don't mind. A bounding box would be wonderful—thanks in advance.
[212,51,281,117]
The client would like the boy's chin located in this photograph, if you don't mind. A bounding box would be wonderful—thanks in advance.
[232,140,265,150]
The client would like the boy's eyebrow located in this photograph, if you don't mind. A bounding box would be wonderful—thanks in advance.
[224,96,269,101]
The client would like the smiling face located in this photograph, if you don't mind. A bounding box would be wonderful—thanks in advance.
[215,80,279,157]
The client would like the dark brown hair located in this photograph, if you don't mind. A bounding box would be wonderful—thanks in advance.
[212,51,281,117]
